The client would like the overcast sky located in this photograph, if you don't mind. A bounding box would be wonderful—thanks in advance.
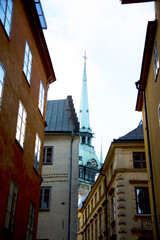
[41,0,155,161]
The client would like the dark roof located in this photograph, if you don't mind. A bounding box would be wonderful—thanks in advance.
[121,0,156,4]
[45,96,79,133]
[114,123,144,143]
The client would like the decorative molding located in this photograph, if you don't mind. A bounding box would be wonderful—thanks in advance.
[117,190,125,194]
[118,212,126,217]
[117,197,125,202]
[118,220,127,225]
[118,204,126,209]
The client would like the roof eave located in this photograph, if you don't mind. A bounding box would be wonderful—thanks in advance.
[136,20,157,111]
[27,0,56,84]
[121,0,156,4]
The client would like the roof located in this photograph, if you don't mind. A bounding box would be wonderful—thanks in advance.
[26,0,56,84]
[136,20,157,111]
[114,123,144,142]
[121,0,156,4]
[45,96,79,133]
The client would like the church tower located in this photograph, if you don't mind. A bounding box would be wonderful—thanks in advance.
[78,52,101,198]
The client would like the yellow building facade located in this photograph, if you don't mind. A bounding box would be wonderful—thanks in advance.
[78,124,152,240]
[121,0,160,239]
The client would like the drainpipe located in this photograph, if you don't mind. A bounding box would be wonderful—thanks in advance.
[136,83,159,240]
[100,172,108,240]
[68,131,75,240]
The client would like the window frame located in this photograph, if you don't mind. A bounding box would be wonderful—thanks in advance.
[133,152,146,169]
[153,41,159,79]
[4,179,18,233]
[23,41,32,84]
[15,100,27,148]
[38,80,45,116]
[0,0,13,37]
[135,187,151,214]
[43,146,53,165]
[39,187,51,211]
[0,62,5,109]
[26,201,35,240]
[34,133,41,172]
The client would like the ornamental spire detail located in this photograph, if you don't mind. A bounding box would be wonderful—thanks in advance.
[79,52,91,132]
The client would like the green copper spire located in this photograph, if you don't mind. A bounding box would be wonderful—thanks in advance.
[79,51,91,133]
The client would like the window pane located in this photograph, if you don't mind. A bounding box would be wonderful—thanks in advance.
[16,101,27,148]
[23,41,32,83]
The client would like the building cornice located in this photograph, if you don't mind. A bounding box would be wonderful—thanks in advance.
[136,20,157,111]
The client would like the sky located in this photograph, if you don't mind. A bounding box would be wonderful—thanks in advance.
[41,0,155,162]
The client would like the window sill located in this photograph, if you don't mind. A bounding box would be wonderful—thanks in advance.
[15,139,24,152]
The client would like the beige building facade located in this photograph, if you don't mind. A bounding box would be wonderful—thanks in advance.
[37,96,79,240]
[78,124,152,240]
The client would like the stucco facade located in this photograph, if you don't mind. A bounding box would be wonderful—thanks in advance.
[37,97,79,240]
[78,125,152,240]
[0,1,55,239]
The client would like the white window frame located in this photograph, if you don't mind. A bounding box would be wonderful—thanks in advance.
[34,133,41,172]
[0,62,5,108]
[154,41,159,78]
[4,179,18,232]
[43,146,53,164]
[23,41,32,84]
[0,0,13,37]
[15,100,27,148]
[39,187,51,211]
[38,80,45,116]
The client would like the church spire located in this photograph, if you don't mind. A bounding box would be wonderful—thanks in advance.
[79,51,91,133]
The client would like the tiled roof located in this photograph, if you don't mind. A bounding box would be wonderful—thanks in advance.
[45,96,79,133]
[114,123,144,142]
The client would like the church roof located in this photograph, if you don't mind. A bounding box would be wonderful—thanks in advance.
[45,96,79,133]
[114,123,144,142]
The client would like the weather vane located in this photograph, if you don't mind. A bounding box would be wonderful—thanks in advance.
[83,51,87,64]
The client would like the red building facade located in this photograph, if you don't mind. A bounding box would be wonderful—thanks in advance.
[0,0,56,239]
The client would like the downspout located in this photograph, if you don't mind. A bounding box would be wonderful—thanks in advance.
[136,83,159,240]
[100,172,108,240]
[68,131,75,240]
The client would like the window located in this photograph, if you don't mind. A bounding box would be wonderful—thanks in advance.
[4,179,18,232]
[154,41,159,78]
[16,100,27,148]
[136,187,151,214]
[95,218,98,240]
[39,187,51,211]
[0,0,13,37]
[34,133,41,172]
[91,224,93,240]
[133,152,146,169]
[99,213,103,235]
[95,193,97,205]
[43,146,53,164]
[23,41,32,84]
[0,63,5,108]
[91,199,93,210]
[99,185,102,199]
[38,80,45,116]
[111,195,116,222]
[26,201,35,240]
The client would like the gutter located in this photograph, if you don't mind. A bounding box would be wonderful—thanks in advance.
[68,131,75,240]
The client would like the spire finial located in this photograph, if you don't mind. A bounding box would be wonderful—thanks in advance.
[83,51,87,64]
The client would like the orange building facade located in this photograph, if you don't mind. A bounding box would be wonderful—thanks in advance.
[0,0,55,239]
